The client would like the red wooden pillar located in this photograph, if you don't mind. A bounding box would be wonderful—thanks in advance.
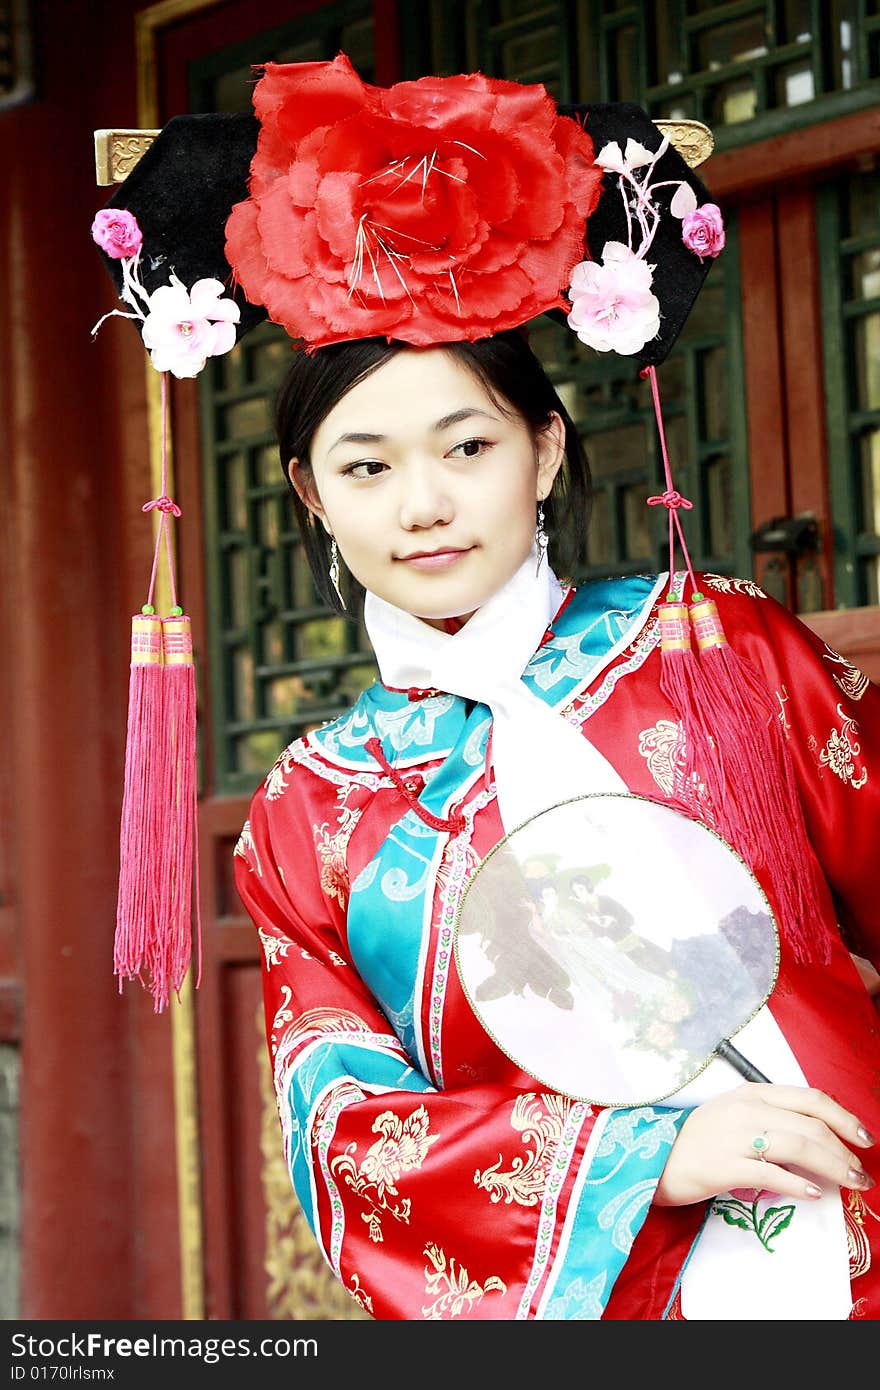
[0,0,180,1318]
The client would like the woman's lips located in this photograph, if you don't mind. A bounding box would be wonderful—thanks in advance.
[397,548,472,571]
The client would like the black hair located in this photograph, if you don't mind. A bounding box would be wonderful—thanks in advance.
[274,329,592,614]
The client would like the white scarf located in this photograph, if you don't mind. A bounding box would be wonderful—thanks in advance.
[364,547,627,834]
[363,549,851,1320]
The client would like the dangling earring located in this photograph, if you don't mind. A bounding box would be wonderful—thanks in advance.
[328,537,346,610]
[535,500,549,575]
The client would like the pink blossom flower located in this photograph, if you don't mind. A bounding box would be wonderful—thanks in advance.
[91,208,143,259]
[566,242,661,355]
[141,276,240,378]
[681,203,725,260]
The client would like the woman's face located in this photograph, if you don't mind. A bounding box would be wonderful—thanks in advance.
[291,347,565,624]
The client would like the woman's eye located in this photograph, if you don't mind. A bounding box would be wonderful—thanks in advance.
[342,459,387,479]
[449,438,491,459]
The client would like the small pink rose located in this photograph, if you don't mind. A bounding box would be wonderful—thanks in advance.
[681,203,725,260]
[91,208,143,259]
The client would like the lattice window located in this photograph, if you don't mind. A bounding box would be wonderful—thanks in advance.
[592,0,880,144]
[819,166,880,607]
[194,3,377,794]
[415,2,880,143]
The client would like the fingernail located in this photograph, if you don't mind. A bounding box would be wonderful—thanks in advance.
[848,1167,875,1189]
[805,1183,822,1198]
[857,1126,875,1145]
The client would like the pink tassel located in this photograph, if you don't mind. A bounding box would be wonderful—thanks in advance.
[150,614,202,1012]
[688,596,826,964]
[656,601,727,826]
[115,614,165,993]
[114,613,202,1012]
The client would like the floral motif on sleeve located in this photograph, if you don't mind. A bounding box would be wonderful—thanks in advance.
[701,573,767,598]
[271,985,294,1037]
[775,684,792,737]
[421,1242,507,1319]
[233,819,263,876]
[638,719,684,797]
[808,705,868,789]
[314,783,363,909]
[259,927,294,969]
[330,1104,439,1243]
[474,1093,578,1207]
[265,745,297,800]
[821,645,871,702]
[348,1274,375,1316]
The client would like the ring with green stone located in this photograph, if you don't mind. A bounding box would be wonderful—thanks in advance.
[751,1131,771,1161]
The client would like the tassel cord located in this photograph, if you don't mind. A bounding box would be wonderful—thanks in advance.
[644,366,699,602]
[143,374,181,613]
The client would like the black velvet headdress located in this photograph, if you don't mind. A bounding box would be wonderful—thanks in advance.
[93,58,721,370]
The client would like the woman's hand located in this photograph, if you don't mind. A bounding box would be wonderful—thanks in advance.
[654,1083,876,1207]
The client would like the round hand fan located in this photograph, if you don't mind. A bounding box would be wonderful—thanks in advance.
[454,793,777,1106]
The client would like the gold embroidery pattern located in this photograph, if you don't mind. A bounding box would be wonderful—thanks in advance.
[274,1006,377,1055]
[421,1242,507,1319]
[845,1186,879,1286]
[775,684,792,737]
[314,784,363,910]
[822,646,870,702]
[233,820,263,876]
[702,573,767,599]
[265,747,296,801]
[816,705,868,788]
[638,720,684,797]
[271,985,294,1040]
[348,1274,375,1316]
[259,928,293,970]
[474,1093,575,1207]
[330,1105,439,1243]
[637,720,709,808]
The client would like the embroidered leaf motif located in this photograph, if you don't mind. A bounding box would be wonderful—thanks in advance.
[757,1204,796,1247]
[709,1194,797,1252]
[711,1199,752,1233]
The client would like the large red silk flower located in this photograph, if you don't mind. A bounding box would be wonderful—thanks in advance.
[225,54,603,348]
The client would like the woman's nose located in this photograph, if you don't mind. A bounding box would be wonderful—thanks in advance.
[397,464,454,529]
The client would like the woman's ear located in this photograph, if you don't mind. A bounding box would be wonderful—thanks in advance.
[288,458,330,530]
[535,411,567,501]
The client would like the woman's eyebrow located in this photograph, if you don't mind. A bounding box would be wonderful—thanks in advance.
[432,407,498,432]
[326,408,498,455]
[327,430,385,453]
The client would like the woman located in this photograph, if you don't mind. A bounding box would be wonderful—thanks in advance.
[93,55,879,1320]
[233,327,879,1321]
